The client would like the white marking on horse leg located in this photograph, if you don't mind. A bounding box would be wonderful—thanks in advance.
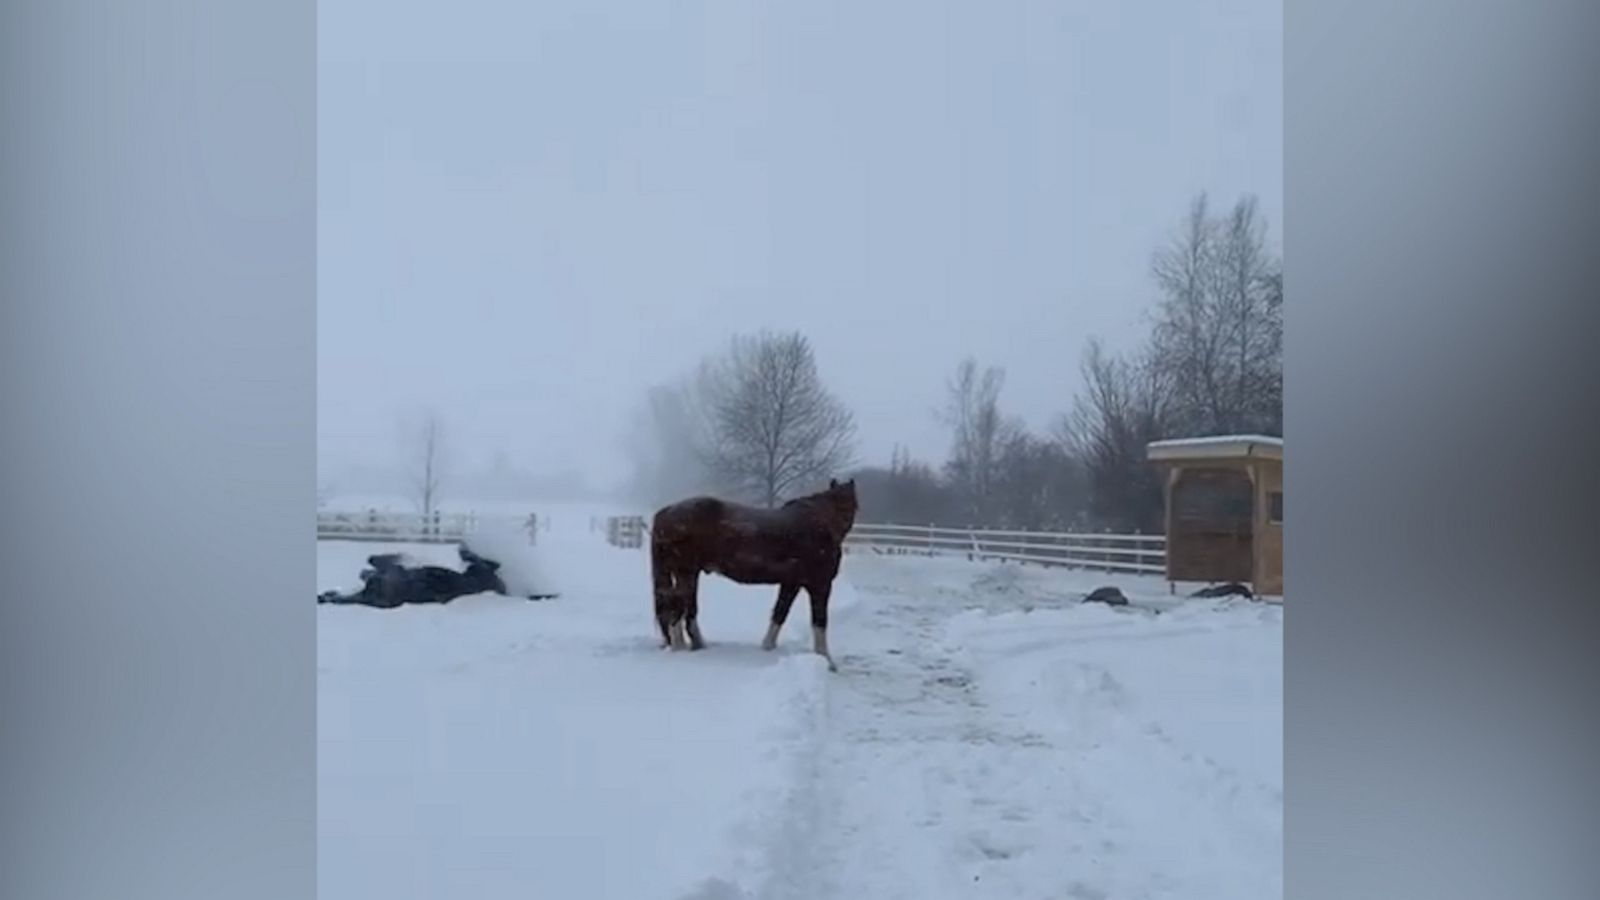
[812,625,837,672]
[761,621,781,651]
[670,620,689,651]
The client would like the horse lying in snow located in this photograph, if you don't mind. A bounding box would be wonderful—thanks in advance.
[650,478,858,671]
[317,544,557,608]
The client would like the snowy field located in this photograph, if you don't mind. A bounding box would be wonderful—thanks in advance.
[318,513,1282,900]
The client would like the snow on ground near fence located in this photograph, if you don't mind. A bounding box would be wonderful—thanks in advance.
[319,523,1281,900]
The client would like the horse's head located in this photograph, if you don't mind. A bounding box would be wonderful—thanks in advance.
[826,477,859,535]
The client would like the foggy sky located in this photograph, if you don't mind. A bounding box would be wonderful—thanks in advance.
[317,0,1281,496]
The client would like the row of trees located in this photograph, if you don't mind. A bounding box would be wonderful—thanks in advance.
[848,359,1090,532]
[626,192,1282,533]
[1066,193,1282,530]
[855,359,1090,531]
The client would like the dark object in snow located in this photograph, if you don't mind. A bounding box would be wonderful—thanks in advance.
[651,478,858,672]
[1081,586,1130,607]
[318,543,558,608]
[1190,582,1254,599]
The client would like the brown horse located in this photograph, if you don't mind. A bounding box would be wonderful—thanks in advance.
[650,478,858,671]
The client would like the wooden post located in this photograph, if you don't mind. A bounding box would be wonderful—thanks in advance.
[1248,460,1260,594]
[1164,465,1180,586]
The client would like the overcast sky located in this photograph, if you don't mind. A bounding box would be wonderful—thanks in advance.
[317,0,1281,495]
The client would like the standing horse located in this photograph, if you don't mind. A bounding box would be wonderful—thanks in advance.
[650,478,858,671]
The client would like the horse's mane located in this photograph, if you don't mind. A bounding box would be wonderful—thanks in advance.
[780,485,848,511]
[780,484,857,537]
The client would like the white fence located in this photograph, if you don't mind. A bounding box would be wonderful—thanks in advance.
[605,515,647,549]
[843,523,1166,575]
[315,508,1164,575]
[316,510,541,545]
[588,513,1165,576]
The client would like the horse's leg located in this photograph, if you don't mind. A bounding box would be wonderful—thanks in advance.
[653,566,678,649]
[683,570,705,650]
[663,566,695,651]
[806,582,838,672]
[762,583,800,651]
[652,537,677,648]
[666,579,689,651]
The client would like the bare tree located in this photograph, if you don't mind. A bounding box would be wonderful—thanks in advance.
[1148,193,1282,436]
[938,358,1015,525]
[1051,192,1279,532]
[405,413,445,518]
[1252,257,1284,434]
[698,331,858,507]
[1059,339,1172,533]
[992,430,1088,531]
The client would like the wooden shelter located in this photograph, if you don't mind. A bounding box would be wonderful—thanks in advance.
[1147,435,1283,597]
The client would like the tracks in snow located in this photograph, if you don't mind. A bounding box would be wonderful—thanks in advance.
[753,566,1281,900]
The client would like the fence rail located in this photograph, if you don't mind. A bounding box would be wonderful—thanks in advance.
[843,522,1166,575]
[591,514,1166,576]
[605,515,647,549]
[318,509,1165,576]
[316,510,541,545]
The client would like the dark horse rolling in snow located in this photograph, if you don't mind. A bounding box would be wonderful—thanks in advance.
[650,478,858,671]
[317,544,558,608]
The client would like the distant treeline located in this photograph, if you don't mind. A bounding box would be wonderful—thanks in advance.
[626,193,1282,534]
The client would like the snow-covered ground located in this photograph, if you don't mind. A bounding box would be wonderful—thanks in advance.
[318,516,1282,900]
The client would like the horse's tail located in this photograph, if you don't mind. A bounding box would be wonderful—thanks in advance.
[648,512,682,644]
[649,511,674,595]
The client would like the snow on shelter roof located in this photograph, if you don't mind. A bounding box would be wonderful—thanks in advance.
[1146,434,1283,461]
